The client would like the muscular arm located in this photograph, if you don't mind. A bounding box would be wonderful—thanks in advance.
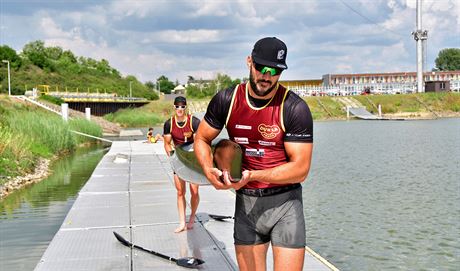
[163,134,173,156]
[245,142,313,184]
[194,120,223,187]
[163,119,173,156]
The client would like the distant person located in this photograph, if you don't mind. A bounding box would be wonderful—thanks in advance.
[146,127,163,143]
[163,96,201,233]
[194,37,313,270]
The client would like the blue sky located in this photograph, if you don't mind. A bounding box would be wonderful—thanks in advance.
[1,0,459,84]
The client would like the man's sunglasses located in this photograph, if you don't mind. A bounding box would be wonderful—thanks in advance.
[253,62,282,76]
[175,105,186,109]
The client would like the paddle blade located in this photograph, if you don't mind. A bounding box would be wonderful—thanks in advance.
[209,214,234,221]
[113,231,132,247]
[176,257,205,268]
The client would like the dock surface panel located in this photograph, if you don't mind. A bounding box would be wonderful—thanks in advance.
[34,141,337,271]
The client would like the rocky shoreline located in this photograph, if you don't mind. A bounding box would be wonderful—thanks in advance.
[0,158,51,199]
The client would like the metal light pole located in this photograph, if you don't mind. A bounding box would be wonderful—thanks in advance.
[129,81,132,97]
[412,0,428,93]
[2,60,11,96]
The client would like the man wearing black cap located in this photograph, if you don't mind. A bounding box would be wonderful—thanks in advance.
[163,96,201,233]
[195,37,313,270]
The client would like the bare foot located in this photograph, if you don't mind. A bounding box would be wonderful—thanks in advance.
[174,224,186,233]
[187,218,195,230]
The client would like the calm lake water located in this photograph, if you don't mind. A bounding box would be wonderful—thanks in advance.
[0,146,107,271]
[0,119,459,271]
[304,118,460,271]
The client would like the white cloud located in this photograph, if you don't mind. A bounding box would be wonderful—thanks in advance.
[155,29,222,43]
[190,1,232,17]
[40,17,73,39]
[109,1,158,18]
[2,0,458,84]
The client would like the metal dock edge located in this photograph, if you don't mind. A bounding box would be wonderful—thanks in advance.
[34,141,338,271]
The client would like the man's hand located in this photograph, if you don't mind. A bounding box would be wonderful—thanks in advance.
[204,168,251,190]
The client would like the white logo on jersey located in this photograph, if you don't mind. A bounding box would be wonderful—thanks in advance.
[235,137,249,144]
[258,140,276,146]
[245,148,265,157]
[235,124,252,130]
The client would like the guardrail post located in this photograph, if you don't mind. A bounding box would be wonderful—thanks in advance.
[61,103,69,122]
[378,104,382,117]
[346,106,350,120]
[85,108,91,121]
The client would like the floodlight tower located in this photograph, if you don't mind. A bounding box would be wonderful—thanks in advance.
[412,0,428,93]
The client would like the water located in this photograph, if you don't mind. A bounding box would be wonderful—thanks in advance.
[1,119,459,271]
[304,118,460,271]
[0,145,107,271]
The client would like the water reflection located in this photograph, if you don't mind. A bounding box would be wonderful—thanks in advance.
[0,145,107,271]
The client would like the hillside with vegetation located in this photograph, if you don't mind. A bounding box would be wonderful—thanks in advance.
[0,41,158,100]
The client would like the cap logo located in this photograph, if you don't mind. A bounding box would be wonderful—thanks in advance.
[277,50,285,60]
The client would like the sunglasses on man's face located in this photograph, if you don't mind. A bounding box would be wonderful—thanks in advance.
[253,62,282,76]
[175,105,186,109]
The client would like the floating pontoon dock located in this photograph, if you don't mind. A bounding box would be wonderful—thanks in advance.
[34,141,338,271]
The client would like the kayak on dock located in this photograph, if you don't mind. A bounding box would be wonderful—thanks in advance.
[170,138,243,185]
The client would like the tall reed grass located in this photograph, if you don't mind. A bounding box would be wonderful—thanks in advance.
[0,95,104,180]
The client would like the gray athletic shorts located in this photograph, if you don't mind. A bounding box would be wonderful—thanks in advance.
[234,186,306,248]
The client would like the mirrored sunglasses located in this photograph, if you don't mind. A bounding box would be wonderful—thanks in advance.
[175,105,186,109]
[253,62,282,76]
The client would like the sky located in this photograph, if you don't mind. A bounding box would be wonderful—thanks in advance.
[0,0,459,84]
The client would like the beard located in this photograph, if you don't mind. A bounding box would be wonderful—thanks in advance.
[249,70,277,97]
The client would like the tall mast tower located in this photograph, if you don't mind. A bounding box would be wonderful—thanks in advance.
[412,0,428,93]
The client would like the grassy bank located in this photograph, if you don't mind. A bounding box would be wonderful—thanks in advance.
[106,92,460,127]
[104,100,175,127]
[0,95,103,183]
[354,92,460,114]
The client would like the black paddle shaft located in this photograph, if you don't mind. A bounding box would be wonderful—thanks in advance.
[113,232,176,261]
[113,231,205,268]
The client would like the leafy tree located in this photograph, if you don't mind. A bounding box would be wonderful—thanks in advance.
[156,75,175,94]
[145,81,155,90]
[56,50,80,73]
[187,75,195,83]
[185,73,242,98]
[22,40,55,71]
[435,48,460,71]
[96,59,111,74]
[61,50,77,63]
[0,45,22,68]
[45,46,63,60]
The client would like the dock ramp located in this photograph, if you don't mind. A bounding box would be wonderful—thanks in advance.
[348,107,382,120]
[34,141,338,271]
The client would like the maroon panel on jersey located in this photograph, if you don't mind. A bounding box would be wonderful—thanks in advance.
[171,114,194,145]
[226,83,293,189]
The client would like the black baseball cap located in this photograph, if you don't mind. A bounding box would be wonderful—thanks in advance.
[251,37,288,70]
[174,96,187,105]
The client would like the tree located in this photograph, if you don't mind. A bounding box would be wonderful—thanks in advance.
[435,48,460,71]
[22,40,51,70]
[156,75,175,94]
[45,46,63,60]
[0,45,22,68]
[145,81,155,90]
